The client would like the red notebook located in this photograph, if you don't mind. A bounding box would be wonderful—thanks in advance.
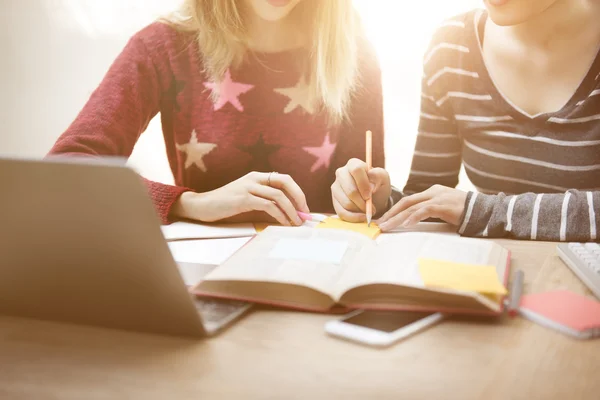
[519,290,600,339]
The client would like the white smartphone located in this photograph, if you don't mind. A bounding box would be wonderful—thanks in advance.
[325,310,444,347]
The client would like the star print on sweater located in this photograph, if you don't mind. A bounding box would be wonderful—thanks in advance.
[274,76,315,114]
[204,69,254,112]
[303,133,337,172]
[176,130,217,172]
[239,133,280,172]
[47,22,385,224]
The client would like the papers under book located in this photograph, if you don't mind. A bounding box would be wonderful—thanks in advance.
[161,221,256,241]
[192,226,511,315]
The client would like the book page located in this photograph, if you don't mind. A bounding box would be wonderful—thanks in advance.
[203,226,374,296]
[334,232,495,297]
[269,238,349,264]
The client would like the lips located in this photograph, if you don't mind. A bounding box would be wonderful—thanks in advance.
[486,0,511,6]
[267,0,292,7]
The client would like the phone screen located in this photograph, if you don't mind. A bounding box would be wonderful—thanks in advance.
[342,311,436,333]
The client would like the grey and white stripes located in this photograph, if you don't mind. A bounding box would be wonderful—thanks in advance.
[399,9,600,242]
[459,191,600,242]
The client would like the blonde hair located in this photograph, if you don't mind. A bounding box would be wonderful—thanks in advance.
[163,0,361,123]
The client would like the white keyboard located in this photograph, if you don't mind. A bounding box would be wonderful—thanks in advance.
[557,243,600,299]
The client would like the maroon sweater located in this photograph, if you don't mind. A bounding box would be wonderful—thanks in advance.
[49,22,385,223]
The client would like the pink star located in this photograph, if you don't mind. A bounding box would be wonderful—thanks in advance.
[204,69,254,112]
[303,133,337,172]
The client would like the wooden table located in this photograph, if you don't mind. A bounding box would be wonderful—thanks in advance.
[1,239,599,400]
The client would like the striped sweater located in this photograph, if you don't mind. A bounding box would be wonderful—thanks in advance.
[400,9,600,242]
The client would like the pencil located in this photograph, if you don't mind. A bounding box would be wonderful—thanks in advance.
[508,269,524,317]
[366,130,373,227]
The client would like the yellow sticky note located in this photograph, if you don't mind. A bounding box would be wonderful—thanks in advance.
[316,217,381,239]
[418,258,507,295]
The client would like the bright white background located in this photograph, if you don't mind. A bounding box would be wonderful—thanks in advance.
[1,0,480,190]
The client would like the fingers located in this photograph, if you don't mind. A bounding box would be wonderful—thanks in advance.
[378,190,435,224]
[261,173,310,213]
[402,204,447,228]
[332,181,377,223]
[378,198,434,231]
[333,195,366,223]
[367,167,390,193]
[379,200,450,231]
[331,180,376,216]
[376,185,463,231]
[336,168,367,212]
[249,184,302,226]
[345,159,372,202]
[334,158,379,214]
[331,181,360,213]
[248,195,292,227]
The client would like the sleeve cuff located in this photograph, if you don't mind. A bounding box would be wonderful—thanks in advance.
[457,191,499,237]
[142,178,193,224]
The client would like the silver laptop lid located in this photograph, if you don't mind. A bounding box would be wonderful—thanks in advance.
[0,156,206,338]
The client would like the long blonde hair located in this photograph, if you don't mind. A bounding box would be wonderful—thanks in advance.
[163,0,361,123]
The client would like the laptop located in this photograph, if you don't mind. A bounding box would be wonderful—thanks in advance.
[0,156,251,338]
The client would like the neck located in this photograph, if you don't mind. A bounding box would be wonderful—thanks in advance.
[245,13,302,53]
[505,0,596,47]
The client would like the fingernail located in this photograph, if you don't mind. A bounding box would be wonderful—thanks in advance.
[297,211,310,221]
[402,220,411,228]
[379,222,388,231]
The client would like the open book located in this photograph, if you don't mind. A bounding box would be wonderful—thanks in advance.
[192,226,511,316]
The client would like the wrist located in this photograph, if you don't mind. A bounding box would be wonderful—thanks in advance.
[171,191,209,222]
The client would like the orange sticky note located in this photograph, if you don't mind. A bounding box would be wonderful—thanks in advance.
[316,217,380,239]
[418,258,507,295]
[253,222,273,233]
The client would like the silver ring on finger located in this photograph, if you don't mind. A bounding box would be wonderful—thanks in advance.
[267,171,278,187]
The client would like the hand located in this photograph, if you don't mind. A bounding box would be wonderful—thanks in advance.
[173,172,309,226]
[331,158,391,222]
[377,185,467,231]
